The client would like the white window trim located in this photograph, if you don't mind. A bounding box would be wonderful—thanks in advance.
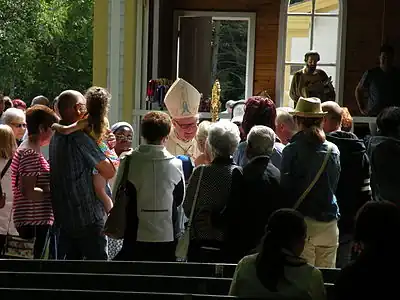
[172,10,256,100]
[275,0,347,107]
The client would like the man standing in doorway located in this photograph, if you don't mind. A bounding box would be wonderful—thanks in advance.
[289,51,335,107]
[355,45,400,135]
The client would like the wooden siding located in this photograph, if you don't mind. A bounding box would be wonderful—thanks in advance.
[157,0,399,115]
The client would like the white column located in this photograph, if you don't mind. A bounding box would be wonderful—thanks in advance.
[108,0,122,125]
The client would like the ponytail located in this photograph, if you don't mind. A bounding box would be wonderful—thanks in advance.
[304,125,325,144]
[255,231,285,292]
[295,116,325,144]
[255,209,307,291]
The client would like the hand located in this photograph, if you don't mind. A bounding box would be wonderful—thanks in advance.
[51,123,62,131]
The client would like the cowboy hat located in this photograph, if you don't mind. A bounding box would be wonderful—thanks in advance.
[290,97,327,118]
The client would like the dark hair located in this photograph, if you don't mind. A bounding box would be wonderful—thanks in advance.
[51,96,59,110]
[304,51,320,62]
[376,106,400,137]
[141,111,171,143]
[26,104,58,136]
[241,96,276,140]
[294,116,325,144]
[85,87,111,140]
[380,44,394,56]
[256,209,307,291]
[355,201,400,251]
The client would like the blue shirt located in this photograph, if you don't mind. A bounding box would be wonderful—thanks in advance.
[49,131,106,232]
[280,132,340,222]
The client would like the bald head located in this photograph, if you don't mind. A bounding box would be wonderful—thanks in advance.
[321,101,343,133]
[57,90,86,123]
[31,95,49,107]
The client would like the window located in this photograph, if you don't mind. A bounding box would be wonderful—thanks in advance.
[277,0,345,107]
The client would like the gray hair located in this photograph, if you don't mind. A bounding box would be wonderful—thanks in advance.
[207,120,240,159]
[247,125,276,157]
[276,107,296,129]
[31,95,49,107]
[1,108,26,125]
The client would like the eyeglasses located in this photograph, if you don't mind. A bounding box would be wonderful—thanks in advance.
[11,123,27,129]
[115,134,133,142]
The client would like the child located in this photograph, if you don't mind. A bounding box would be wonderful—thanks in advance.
[52,87,119,214]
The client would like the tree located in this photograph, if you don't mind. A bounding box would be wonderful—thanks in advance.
[0,0,93,103]
[211,20,248,102]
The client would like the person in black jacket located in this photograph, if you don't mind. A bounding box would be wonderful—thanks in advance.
[228,125,281,262]
[322,101,372,268]
[335,201,400,300]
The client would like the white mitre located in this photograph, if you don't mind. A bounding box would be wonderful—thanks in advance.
[164,78,201,119]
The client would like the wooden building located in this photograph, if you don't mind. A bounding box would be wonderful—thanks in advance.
[93,0,400,143]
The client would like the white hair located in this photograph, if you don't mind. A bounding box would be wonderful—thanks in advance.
[207,120,240,159]
[196,121,212,153]
[1,108,25,125]
[247,125,276,157]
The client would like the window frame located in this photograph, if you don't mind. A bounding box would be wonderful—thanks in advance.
[275,0,347,107]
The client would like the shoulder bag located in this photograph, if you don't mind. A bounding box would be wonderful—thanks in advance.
[176,166,204,261]
[105,154,132,239]
[293,145,333,210]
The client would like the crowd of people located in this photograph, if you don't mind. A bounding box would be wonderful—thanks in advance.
[0,79,399,299]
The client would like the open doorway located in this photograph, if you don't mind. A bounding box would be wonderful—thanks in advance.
[173,11,256,105]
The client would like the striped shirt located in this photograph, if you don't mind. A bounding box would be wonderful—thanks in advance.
[11,148,54,227]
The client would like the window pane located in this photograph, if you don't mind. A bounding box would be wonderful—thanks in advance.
[283,65,337,107]
[312,16,339,64]
[286,16,311,63]
[315,0,339,14]
[283,64,301,108]
[288,0,312,14]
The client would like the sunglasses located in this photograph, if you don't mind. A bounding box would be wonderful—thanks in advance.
[11,123,27,129]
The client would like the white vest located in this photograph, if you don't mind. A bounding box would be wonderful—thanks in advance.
[127,145,184,242]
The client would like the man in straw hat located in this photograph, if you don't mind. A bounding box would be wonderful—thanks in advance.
[289,51,335,107]
[164,78,201,159]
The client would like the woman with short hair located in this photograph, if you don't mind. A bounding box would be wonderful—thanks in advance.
[11,105,58,258]
[184,120,242,263]
[194,120,211,166]
[113,111,185,261]
[233,96,284,169]
[1,107,27,143]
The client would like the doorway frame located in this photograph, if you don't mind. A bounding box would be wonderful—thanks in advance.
[173,10,256,100]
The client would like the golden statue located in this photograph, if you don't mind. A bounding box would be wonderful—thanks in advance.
[211,80,221,122]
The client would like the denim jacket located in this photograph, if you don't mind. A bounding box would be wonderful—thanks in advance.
[280,131,340,222]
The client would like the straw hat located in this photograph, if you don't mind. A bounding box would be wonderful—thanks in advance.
[164,78,201,119]
[290,97,327,118]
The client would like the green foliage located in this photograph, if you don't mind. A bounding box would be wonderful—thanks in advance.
[0,0,93,103]
[211,20,247,102]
